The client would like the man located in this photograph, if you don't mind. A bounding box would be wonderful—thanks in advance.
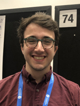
[0,12,80,106]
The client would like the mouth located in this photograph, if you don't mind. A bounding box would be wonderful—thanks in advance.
[34,56,44,60]
[32,55,46,60]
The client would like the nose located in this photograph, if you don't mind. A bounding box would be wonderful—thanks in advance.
[34,41,44,52]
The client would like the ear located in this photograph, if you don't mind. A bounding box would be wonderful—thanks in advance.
[54,46,58,54]
[20,44,24,55]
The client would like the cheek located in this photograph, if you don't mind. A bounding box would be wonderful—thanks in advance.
[23,48,33,59]
[48,49,56,59]
[46,50,52,59]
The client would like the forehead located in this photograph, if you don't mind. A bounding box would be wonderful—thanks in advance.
[24,23,55,39]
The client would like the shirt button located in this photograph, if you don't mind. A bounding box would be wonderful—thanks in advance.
[26,79,29,83]
[36,89,39,92]
[27,79,29,81]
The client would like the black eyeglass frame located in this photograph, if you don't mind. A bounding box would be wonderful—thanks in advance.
[23,37,55,49]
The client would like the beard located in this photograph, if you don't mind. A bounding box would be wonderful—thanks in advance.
[26,60,51,72]
[31,65,48,71]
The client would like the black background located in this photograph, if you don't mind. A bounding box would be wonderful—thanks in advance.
[54,4,80,85]
[0,6,51,78]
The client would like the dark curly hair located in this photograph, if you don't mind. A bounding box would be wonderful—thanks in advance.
[17,12,60,46]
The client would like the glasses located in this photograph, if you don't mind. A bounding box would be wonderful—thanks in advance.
[23,36,55,49]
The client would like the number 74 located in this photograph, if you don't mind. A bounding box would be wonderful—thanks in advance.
[63,14,74,23]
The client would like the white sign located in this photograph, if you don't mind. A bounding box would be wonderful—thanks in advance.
[59,9,77,28]
[0,15,6,80]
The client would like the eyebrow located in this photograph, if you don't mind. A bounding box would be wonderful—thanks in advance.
[43,36,51,39]
[29,35,51,39]
[29,36,36,38]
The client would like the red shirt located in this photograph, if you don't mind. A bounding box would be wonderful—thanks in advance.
[0,65,80,106]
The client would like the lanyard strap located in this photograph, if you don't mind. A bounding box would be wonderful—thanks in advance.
[17,71,23,106]
[17,72,54,106]
[43,73,54,106]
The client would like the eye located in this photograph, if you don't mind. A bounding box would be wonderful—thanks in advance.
[27,37,36,44]
[43,38,52,44]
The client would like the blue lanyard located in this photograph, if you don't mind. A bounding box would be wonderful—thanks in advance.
[17,71,23,106]
[17,71,54,106]
[43,73,54,106]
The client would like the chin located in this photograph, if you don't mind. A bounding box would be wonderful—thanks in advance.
[32,65,48,71]
[33,67,45,71]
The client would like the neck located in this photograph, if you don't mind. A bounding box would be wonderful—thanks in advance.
[25,63,50,84]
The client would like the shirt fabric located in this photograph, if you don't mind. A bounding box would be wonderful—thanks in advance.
[0,65,80,106]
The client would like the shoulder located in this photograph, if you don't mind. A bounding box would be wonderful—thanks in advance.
[53,72,80,105]
[53,72,79,89]
[0,72,21,95]
[0,72,21,105]
[0,72,21,86]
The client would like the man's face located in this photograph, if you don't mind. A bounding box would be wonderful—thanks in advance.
[21,23,58,72]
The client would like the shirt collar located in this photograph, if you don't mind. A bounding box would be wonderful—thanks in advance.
[22,65,52,83]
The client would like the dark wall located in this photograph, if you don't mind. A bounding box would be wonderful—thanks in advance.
[54,6,80,85]
[2,6,51,78]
